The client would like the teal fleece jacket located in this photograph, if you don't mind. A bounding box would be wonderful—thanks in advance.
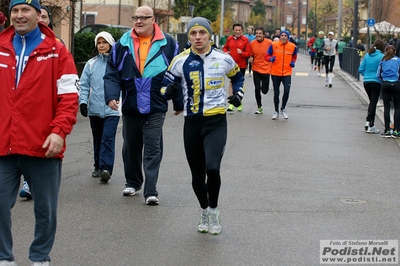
[358,50,384,83]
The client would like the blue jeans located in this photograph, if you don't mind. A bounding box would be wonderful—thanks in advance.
[122,113,165,198]
[89,116,120,174]
[0,155,61,262]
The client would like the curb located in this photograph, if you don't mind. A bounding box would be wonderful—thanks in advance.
[336,69,400,145]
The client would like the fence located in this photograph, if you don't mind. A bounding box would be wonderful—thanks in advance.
[342,47,361,81]
[298,40,361,81]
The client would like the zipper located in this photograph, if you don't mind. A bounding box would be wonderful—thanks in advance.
[16,36,26,87]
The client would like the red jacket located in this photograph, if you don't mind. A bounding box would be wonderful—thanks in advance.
[222,35,250,68]
[0,24,79,159]
[308,37,316,53]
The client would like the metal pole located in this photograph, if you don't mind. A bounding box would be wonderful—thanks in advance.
[297,0,301,38]
[338,0,342,40]
[313,0,316,35]
[353,0,358,45]
[282,0,286,29]
[367,0,371,49]
[305,0,308,38]
[220,0,224,37]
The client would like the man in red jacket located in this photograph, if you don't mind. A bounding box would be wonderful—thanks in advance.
[0,0,78,264]
[223,22,250,112]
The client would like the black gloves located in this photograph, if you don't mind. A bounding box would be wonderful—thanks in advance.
[80,103,88,117]
[165,83,179,99]
[228,91,243,107]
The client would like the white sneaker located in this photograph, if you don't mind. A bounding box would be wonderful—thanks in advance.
[365,121,370,131]
[317,72,321,77]
[0,261,17,266]
[280,109,288,119]
[145,196,159,205]
[272,111,279,120]
[198,208,209,233]
[208,208,222,235]
[31,262,49,266]
[122,187,137,196]
[366,126,380,134]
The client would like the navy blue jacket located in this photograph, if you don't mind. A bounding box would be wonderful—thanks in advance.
[104,25,180,115]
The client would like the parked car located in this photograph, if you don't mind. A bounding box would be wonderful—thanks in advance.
[76,24,131,34]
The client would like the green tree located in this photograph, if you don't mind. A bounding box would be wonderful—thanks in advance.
[252,0,266,17]
[172,0,220,21]
[211,0,235,34]
[248,12,266,29]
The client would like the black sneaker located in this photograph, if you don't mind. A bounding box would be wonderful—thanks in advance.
[92,169,101,178]
[100,170,111,183]
[392,130,400,139]
[381,130,393,138]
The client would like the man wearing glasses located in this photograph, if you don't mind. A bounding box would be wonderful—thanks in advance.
[104,6,180,205]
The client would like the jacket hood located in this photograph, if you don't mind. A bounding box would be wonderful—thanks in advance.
[369,50,383,57]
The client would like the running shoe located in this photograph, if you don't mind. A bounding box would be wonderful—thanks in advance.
[272,111,279,120]
[365,121,370,131]
[317,72,321,77]
[0,260,17,266]
[280,109,288,119]
[100,170,111,183]
[123,187,138,196]
[19,181,32,200]
[145,196,159,205]
[237,105,243,112]
[381,130,393,138]
[366,126,380,134]
[208,208,222,235]
[392,130,400,139]
[92,168,101,178]
[226,104,234,112]
[198,208,209,233]
[31,262,49,266]
[255,107,263,114]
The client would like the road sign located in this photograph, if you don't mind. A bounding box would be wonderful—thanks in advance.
[367,18,376,27]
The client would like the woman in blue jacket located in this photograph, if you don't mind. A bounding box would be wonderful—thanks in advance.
[79,32,120,183]
[358,39,385,134]
[377,45,400,138]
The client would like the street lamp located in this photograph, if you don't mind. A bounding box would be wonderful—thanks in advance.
[189,5,195,18]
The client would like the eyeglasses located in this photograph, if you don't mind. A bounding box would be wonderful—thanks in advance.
[132,16,153,21]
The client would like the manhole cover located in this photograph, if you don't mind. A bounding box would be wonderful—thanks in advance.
[340,198,367,204]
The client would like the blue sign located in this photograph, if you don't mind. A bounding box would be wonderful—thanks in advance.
[367,18,376,27]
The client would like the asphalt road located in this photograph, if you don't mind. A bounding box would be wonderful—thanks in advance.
[10,53,400,266]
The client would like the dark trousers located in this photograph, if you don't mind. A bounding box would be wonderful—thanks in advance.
[338,53,343,69]
[324,55,335,74]
[363,82,381,127]
[248,62,252,74]
[381,81,400,131]
[253,71,270,107]
[122,113,165,198]
[271,75,291,112]
[89,116,120,174]
[0,156,61,262]
[184,114,227,209]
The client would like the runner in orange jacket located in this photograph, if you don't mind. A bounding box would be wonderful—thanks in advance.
[265,30,297,120]
[249,27,272,114]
